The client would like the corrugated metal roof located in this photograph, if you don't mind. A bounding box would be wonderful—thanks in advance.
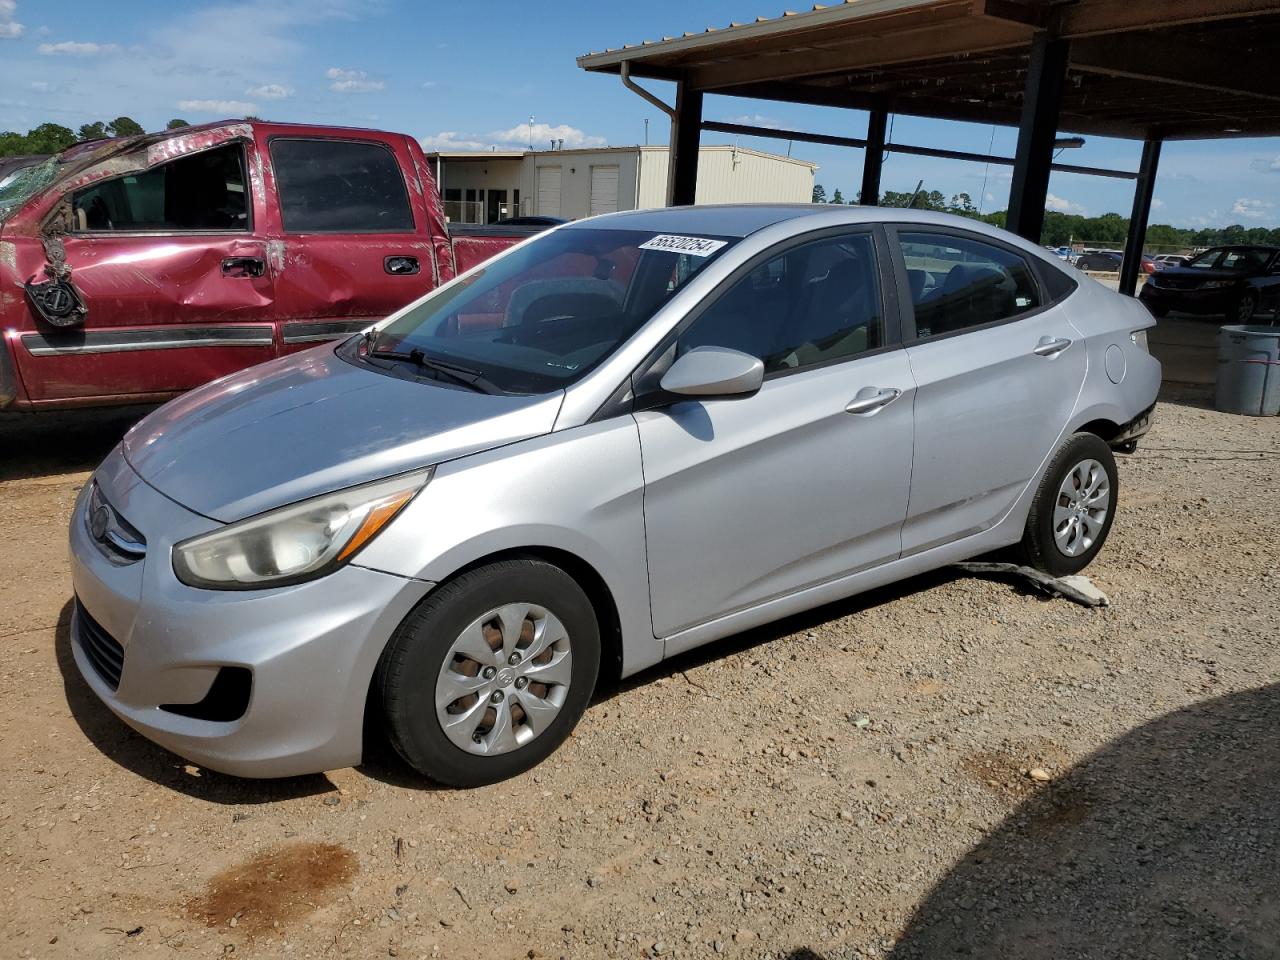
[578,0,940,66]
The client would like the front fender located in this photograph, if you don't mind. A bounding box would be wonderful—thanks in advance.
[353,418,660,676]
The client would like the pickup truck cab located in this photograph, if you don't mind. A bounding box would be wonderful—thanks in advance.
[0,121,530,410]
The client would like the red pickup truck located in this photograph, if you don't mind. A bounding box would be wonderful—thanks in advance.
[0,121,532,410]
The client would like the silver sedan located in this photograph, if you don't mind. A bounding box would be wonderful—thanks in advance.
[69,205,1160,786]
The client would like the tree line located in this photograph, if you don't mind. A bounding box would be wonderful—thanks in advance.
[0,115,258,158]
[812,183,1280,251]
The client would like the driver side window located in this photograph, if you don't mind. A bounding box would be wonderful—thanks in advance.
[677,232,883,373]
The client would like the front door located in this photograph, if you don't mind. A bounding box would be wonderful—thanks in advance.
[889,227,1088,555]
[14,137,276,402]
[260,133,436,351]
[636,230,915,637]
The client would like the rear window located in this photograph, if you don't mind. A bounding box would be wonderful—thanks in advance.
[270,138,414,233]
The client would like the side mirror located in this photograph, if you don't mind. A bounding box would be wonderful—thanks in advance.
[659,346,764,400]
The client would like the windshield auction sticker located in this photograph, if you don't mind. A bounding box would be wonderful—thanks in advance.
[638,234,728,257]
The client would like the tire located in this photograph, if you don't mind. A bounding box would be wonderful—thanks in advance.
[375,558,600,787]
[1014,432,1119,577]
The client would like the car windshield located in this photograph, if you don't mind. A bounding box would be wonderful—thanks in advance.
[1186,247,1274,271]
[0,156,61,221]
[356,227,738,394]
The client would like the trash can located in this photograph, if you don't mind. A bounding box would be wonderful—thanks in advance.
[1215,325,1280,416]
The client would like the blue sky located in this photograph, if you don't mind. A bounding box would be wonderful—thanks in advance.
[2,0,1279,229]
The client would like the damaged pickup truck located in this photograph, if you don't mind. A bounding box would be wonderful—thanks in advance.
[0,121,534,410]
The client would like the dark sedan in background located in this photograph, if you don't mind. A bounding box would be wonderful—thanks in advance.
[1139,245,1280,322]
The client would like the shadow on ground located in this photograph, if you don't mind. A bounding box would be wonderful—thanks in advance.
[54,598,334,804]
[0,405,156,481]
[785,683,1280,959]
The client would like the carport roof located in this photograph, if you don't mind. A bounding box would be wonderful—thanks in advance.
[577,0,1280,141]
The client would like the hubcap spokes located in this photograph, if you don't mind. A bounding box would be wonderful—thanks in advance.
[435,603,572,756]
[1052,458,1110,558]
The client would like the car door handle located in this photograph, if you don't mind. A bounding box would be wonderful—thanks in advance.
[221,256,265,278]
[1033,336,1073,357]
[845,387,902,415]
[384,255,421,276]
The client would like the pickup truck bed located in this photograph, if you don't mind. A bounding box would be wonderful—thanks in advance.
[0,121,534,410]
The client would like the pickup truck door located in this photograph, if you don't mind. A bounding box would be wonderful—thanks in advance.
[13,133,276,404]
[258,130,437,350]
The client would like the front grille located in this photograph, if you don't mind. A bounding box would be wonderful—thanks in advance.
[75,601,125,691]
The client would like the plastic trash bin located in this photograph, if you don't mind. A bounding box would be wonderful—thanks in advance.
[1215,325,1280,416]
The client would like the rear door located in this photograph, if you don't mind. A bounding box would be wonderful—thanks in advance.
[14,134,276,403]
[260,131,436,350]
[888,226,1086,555]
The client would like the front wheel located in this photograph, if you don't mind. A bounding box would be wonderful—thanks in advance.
[1234,291,1258,325]
[376,558,600,787]
[1014,433,1119,577]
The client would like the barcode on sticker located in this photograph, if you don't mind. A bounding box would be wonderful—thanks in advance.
[638,234,728,257]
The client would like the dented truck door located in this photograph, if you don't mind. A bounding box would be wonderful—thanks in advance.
[12,126,277,404]
[256,128,436,351]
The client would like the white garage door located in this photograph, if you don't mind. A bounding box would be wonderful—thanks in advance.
[589,165,620,216]
[536,166,562,217]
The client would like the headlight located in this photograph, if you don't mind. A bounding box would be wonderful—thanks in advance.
[173,469,431,589]
[1131,330,1149,351]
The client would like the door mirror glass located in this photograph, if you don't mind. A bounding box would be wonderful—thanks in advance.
[659,346,764,399]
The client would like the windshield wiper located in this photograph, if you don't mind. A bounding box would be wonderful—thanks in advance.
[366,341,503,395]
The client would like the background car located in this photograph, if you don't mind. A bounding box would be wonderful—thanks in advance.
[1075,251,1123,271]
[1139,245,1280,322]
[1152,253,1189,270]
[493,215,568,227]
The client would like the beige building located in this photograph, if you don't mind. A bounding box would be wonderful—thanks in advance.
[427,145,817,224]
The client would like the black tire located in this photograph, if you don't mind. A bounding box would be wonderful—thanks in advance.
[375,558,600,787]
[1014,432,1119,577]
[1235,291,1258,325]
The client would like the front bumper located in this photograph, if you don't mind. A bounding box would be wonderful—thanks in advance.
[68,447,432,778]
[1139,283,1235,316]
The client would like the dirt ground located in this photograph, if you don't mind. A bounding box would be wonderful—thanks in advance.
[2,382,1278,960]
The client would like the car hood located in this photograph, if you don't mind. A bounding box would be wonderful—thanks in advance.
[122,346,564,522]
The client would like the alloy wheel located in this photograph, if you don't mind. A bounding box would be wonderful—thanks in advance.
[435,603,572,756]
[1053,459,1111,558]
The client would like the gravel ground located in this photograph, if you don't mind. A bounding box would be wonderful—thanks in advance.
[1,391,1277,960]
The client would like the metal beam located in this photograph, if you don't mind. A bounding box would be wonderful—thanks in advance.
[1071,35,1280,102]
[860,109,889,204]
[1007,32,1069,242]
[1119,139,1162,297]
[1058,0,1280,39]
[668,81,702,206]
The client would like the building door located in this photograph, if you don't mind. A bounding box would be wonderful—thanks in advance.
[589,165,620,216]
[536,166,562,217]
[486,189,508,224]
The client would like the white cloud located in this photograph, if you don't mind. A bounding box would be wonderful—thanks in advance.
[421,122,607,152]
[246,83,292,100]
[724,113,784,130]
[0,0,21,38]
[1045,192,1086,215]
[421,80,438,89]
[1231,197,1273,219]
[1251,155,1280,173]
[176,98,258,114]
[1151,198,1165,210]
[326,66,383,93]
[38,40,120,55]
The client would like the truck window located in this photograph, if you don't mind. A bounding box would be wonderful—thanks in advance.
[270,138,414,233]
[71,143,249,232]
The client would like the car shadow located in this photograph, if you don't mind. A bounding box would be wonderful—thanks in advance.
[53,598,335,804]
[0,405,157,482]
[777,682,1280,959]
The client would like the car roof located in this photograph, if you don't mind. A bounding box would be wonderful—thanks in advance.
[563,203,1036,242]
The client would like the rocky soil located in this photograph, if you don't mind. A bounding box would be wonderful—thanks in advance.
[1,392,1277,959]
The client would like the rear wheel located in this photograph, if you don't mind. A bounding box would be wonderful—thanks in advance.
[376,558,600,787]
[1234,291,1258,324]
[1014,432,1119,577]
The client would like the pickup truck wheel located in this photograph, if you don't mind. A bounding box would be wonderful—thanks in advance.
[1014,432,1119,577]
[376,558,600,787]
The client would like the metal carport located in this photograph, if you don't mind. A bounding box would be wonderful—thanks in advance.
[579,0,1280,295]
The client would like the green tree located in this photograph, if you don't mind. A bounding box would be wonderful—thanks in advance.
[23,123,77,154]
[165,118,190,130]
[107,116,145,137]
[811,184,827,204]
[0,131,29,156]
[244,114,263,122]
[831,187,845,204]
[77,121,108,141]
